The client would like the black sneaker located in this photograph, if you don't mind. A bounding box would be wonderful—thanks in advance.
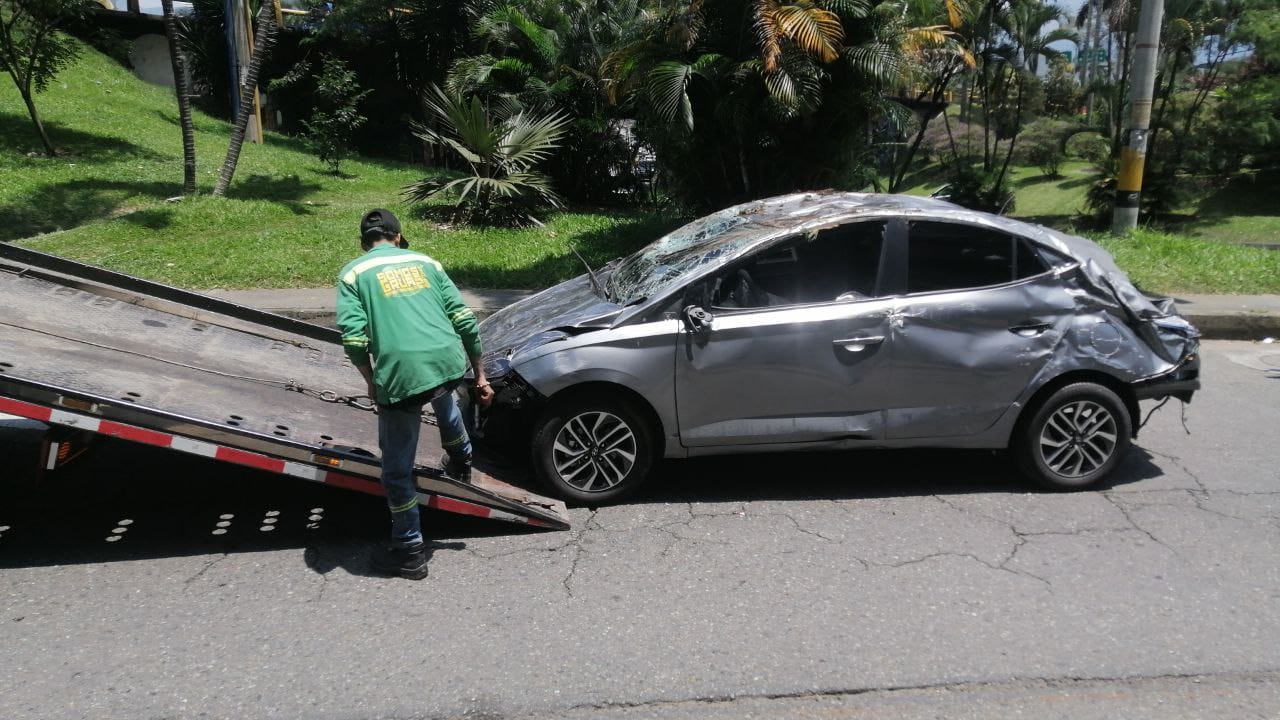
[440,453,473,484]
[370,541,429,580]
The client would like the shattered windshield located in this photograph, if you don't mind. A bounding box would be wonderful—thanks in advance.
[608,212,758,305]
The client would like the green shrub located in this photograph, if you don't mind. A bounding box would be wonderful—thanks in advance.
[936,159,1016,214]
[1065,131,1109,164]
[271,54,370,173]
[1028,142,1064,177]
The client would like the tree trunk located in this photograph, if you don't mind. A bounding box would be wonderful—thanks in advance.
[1084,0,1102,122]
[943,108,961,162]
[213,3,278,197]
[161,0,197,195]
[1146,50,1182,176]
[18,83,57,157]
[994,72,1026,195]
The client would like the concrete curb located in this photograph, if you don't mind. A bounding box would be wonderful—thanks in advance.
[1174,295,1280,342]
[1178,314,1280,341]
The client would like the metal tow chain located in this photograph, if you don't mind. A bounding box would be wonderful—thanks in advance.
[284,382,438,425]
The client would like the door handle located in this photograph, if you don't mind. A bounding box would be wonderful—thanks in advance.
[833,336,884,352]
[1008,320,1052,336]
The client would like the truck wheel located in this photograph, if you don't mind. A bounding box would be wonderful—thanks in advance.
[531,394,654,505]
[1014,382,1132,491]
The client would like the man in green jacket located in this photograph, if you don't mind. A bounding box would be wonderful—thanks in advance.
[337,209,494,580]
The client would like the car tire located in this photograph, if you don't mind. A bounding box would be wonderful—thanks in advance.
[531,393,654,505]
[1014,382,1132,491]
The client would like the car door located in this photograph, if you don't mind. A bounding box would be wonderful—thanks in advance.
[674,220,898,448]
[884,219,1077,439]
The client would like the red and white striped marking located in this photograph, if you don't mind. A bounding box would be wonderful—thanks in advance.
[0,395,557,528]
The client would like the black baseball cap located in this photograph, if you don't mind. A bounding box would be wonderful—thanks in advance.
[360,208,408,248]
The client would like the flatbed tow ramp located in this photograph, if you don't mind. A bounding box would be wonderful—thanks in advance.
[0,244,570,531]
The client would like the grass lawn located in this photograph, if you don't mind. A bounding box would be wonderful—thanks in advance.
[1172,169,1280,246]
[897,159,1097,229]
[1,43,678,289]
[1096,229,1280,294]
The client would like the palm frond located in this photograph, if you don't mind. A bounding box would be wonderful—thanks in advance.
[819,0,871,19]
[756,0,785,74]
[445,55,496,96]
[490,57,536,79]
[475,4,560,64]
[1040,28,1078,46]
[491,94,526,121]
[647,61,696,130]
[505,171,563,205]
[421,85,499,159]
[764,68,799,108]
[902,25,951,54]
[774,2,845,63]
[402,176,470,203]
[498,111,571,169]
[843,41,903,83]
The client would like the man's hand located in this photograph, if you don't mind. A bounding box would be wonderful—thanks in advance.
[355,362,377,404]
[473,375,495,408]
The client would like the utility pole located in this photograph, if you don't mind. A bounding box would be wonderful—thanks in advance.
[1112,0,1163,233]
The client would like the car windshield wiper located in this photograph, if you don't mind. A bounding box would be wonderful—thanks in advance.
[603,272,618,303]
[570,245,605,299]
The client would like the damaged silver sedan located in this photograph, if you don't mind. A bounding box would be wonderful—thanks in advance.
[465,192,1201,503]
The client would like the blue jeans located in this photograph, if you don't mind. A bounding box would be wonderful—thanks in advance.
[378,388,472,547]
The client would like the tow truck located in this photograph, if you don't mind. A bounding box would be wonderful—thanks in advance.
[0,244,570,531]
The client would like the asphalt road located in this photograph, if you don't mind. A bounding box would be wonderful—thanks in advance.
[2,339,1278,720]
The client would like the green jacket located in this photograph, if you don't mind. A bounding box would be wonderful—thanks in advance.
[336,245,482,405]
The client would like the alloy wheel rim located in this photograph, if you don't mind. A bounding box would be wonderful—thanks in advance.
[552,411,638,492]
[1038,400,1118,478]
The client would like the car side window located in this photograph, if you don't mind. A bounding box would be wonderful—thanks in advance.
[906,221,1048,293]
[709,221,886,310]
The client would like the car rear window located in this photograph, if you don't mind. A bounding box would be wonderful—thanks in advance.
[907,222,1047,293]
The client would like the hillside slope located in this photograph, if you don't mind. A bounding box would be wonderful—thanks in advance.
[0,43,672,288]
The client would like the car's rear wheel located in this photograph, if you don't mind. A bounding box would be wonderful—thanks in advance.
[1014,382,1132,491]
[531,393,654,505]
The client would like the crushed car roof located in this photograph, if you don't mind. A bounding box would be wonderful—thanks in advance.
[697,191,1177,325]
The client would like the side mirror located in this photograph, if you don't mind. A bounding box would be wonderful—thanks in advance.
[682,305,714,333]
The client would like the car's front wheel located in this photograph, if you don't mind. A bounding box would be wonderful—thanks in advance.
[1014,382,1132,491]
[531,393,654,504]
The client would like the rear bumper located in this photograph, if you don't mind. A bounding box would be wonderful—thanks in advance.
[1133,351,1201,402]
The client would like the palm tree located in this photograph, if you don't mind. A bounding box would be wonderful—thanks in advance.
[754,0,845,73]
[1003,1,1076,73]
[160,0,197,195]
[404,85,570,225]
[882,0,976,190]
[599,0,915,206]
[213,2,279,197]
[444,0,650,201]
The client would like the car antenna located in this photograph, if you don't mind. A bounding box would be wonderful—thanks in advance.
[571,244,605,298]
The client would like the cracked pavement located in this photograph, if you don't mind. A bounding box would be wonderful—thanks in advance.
[1,340,1278,719]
